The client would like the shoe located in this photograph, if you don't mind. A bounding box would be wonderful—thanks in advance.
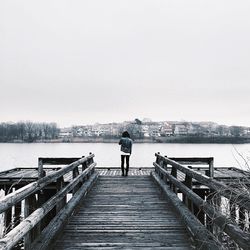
[125,172,128,176]
[122,172,124,176]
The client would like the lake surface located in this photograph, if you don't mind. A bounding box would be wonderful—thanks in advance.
[0,143,249,171]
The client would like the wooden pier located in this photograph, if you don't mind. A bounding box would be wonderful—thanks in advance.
[54,175,193,249]
[0,154,249,249]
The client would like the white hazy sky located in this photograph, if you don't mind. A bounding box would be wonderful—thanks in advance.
[0,0,250,127]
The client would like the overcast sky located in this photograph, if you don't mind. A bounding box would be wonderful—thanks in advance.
[0,0,250,127]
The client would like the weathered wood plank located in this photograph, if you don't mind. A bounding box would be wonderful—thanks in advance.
[52,176,194,250]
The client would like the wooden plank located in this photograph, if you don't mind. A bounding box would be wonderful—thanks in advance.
[52,176,194,250]
[2,165,247,183]
[96,169,153,176]
[4,186,12,234]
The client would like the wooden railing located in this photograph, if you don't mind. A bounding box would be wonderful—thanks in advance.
[0,154,98,250]
[152,153,250,250]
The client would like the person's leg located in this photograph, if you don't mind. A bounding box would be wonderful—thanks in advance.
[121,155,125,176]
[125,155,130,176]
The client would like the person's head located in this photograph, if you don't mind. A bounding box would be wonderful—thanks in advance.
[122,131,130,138]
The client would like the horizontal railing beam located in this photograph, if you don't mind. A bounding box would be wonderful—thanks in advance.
[0,154,95,214]
[169,157,213,165]
[154,162,250,249]
[38,158,81,165]
[151,171,221,250]
[31,172,99,250]
[0,163,97,250]
[155,153,250,210]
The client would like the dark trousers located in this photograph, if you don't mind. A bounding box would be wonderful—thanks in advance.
[121,155,130,174]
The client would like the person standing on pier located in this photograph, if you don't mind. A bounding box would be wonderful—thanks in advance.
[119,131,133,176]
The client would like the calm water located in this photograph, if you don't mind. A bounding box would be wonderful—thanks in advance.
[0,143,249,171]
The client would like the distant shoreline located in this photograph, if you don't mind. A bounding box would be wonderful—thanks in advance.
[1,136,250,144]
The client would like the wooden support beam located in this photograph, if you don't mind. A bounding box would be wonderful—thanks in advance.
[208,158,214,178]
[38,159,45,179]
[24,194,37,250]
[72,167,80,195]
[13,201,21,228]
[72,167,79,179]
[81,156,86,171]
[183,166,193,212]
[170,166,177,193]
[43,189,57,228]
[13,186,22,230]
[193,188,205,225]
[4,186,12,234]
[56,177,66,213]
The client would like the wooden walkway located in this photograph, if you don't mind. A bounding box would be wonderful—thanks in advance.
[53,175,193,250]
[0,155,249,249]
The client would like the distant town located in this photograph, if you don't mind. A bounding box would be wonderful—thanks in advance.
[1,118,250,143]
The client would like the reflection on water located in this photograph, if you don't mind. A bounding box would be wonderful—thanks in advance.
[0,143,249,171]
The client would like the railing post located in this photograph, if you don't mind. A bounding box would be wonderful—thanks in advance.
[170,166,177,193]
[42,189,57,229]
[208,158,214,178]
[13,187,22,229]
[24,194,37,249]
[56,177,66,213]
[183,166,193,212]
[38,158,45,179]
[89,152,94,164]
[24,197,32,250]
[4,185,12,234]
[163,156,168,169]
[73,167,79,179]
[156,152,160,164]
[72,167,80,195]
[193,189,205,225]
[81,156,87,171]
